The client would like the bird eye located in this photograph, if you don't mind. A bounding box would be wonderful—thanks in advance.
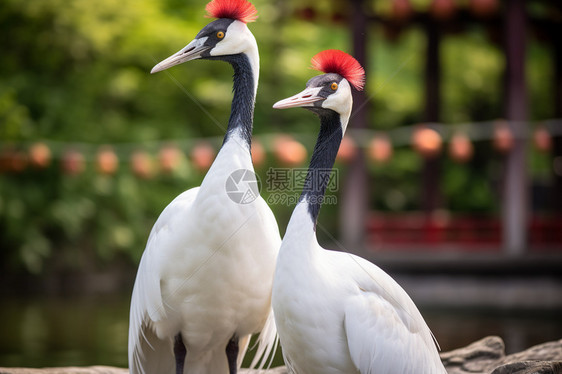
[330,82,338,90]
[216,31,225,39]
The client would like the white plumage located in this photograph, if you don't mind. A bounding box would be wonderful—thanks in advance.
[129,138,279,374]
[128,4,280,373]
[274,206,444,373]
[271,51,446,374]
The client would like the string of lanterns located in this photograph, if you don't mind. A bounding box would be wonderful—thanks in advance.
[295,0,506,25]
[0,120,559,177]
[293,0,555,46]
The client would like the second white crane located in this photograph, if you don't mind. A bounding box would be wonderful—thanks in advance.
[271,50,447,374]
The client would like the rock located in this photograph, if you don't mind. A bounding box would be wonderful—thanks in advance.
[0,367,128,374]
[442,337,562,374]
[441,336,506,373]
[241,368,288,374]
[1,337,560,374]
[491,361,562,374]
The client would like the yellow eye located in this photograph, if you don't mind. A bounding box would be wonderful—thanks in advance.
[216,31,225,39]
[330,82,338,90]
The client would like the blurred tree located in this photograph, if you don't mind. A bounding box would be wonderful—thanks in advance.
[0,0,556,279]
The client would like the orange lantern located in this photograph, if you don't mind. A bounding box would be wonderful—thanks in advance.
[29,142,51,169]
[251,139,266,167]
[412,126,442,158]
[295,7,316,21]
[273,135,307,167]
[392,0,413,22]
[430,0,456,20]
[368,135,393,163]
[449,132,473,163]
[493,121,514,153]
[190,142,216,172]
[469,0,498,18]
[62,149,85,175]
[0,149,9,172]
[130,151,154,179]
[96,146,119,175]
[8,150,28,172]
[336,136,357,163]
[159,144,183,174]
[533,126,552,153]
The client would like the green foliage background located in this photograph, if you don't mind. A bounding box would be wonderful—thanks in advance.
[0,0,556,276]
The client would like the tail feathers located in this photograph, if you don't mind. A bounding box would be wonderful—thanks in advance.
[234,334,251,371]
[248,308,279,371]
[130,322,175,374]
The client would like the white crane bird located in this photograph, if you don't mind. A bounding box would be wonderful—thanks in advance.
[271,50,447,374]
[128,1,280,373]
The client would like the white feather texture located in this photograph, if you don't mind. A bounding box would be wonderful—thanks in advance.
[273,202,445,374]
[129,133,280,374]
[271,71,446,373]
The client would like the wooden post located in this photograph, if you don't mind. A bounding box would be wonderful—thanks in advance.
[502,0,528,255]
[422,19,442,214]
[340,0,369,249]
[553,20,562,212]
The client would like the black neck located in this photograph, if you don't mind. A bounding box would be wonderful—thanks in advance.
[209,54,255,149]
[299,110,343,223]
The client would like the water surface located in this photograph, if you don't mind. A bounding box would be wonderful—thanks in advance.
[0,295,560,368]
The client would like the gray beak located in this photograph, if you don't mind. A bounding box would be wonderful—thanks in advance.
[273,87,324,109]
[151,37,210,74]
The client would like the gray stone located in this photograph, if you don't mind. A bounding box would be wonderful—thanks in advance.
[1,337,560,374]
[491,361,562,374]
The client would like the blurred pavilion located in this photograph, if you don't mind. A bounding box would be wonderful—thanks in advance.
[292,0,562,257]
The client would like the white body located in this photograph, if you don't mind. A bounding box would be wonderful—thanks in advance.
[129,132,280,374]
[272,201,446,374]
[130,19,279,374]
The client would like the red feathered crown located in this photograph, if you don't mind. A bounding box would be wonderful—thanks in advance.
[205,0,258,24]
[311,50,365,91]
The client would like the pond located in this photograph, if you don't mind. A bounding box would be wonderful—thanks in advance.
[0,295,561,368]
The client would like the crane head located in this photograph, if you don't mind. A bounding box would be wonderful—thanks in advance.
[151,0,258,74]
[273,74,353,116]
[272,50,364,128]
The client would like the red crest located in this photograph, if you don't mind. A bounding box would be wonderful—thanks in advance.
[311,50,365,91]
[205,0,258,24]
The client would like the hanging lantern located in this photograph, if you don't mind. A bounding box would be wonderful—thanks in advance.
[368,135,393,163]
[62,149,85,175]
[533,126,552,153]
[493,121,514,153]
[7,150,28,172]
[412,126,442,158]
[392,0,413,22]
[0,149,10,172]
[96,146,119,175]
[29,142,51,169]
[330,11,347,25]
[295,7,316,21]
[430,0,456,21]
[469,0,498,18]
[190,142,216,172]
[130,150,154,179]
[336,136,357,163]
[273,135,307,166]
[159,144,183,174]
[251,139,266,167]
[449,132,473,163]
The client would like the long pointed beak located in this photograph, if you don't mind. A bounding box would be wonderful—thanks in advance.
[151,37,210,74]
[273,87,324,109]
